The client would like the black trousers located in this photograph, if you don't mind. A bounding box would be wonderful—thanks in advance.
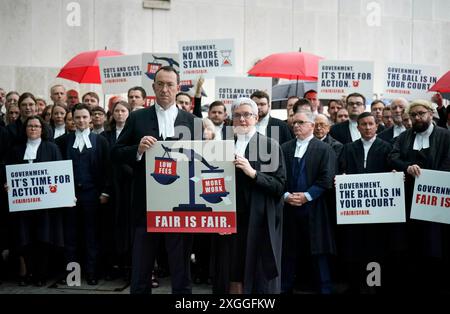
[130,226,193,294]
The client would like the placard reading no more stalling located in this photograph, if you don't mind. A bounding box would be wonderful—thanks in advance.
[6,160,76,212]
[336,172,405,224]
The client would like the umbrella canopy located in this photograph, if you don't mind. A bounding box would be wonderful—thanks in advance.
[429,70,450,93]
[57,49,124,84]
[248,51,324,81]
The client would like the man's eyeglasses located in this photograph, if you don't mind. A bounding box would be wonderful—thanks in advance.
[409,111,429,118]
[233,112,255,120]
[292,120,313,127]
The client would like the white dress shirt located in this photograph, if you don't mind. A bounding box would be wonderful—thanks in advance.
[116,126,124,140]
[295,134,314,159]
[24,138,42,161]
[214,123,224,141]
[155,103,178,140]
[73,128,92,152]
[256,114,270,136]
[349,120,361,142]
[54,124,66,139]
[235,128,256,157]
[413,123,434,151]
[393,124,406,138]
[361,136,376,168]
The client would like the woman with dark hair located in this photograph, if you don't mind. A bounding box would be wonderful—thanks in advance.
[41,105,53,124]
[50,103,68,139]
[6,115,64,286]
[100,100,133,281]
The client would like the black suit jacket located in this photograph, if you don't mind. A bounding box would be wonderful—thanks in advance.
[282,137,336,255]
[329,120,352,144]
[111,105,200,227]
[322,134,343,159]
[266,116,293,145]
[339,137,392,174]
[377,126,395,143]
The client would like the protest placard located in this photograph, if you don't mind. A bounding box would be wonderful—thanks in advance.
[6,160,75,212]
[179,39,235,80]
[411,169,450,224]
[99,54,142,94]
[215,76,272,113]
[336,172,405,224]
[146,140,236,233]
[318,60,374,101]
[383,63,439,100]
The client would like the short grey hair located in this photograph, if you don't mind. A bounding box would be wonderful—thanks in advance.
[314,113,330,125]
[295,109,315,123]
[231,97,258,116]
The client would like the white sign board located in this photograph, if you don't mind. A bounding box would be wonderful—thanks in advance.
[6,160,76,212]
[336,172,405,224]
[215,76,272,113]
[99,54,142,94]
[383,63,439,100]
[411,169,450,224]
[179,39,235,80]
[145,140,236,233]
[318,60,374,101]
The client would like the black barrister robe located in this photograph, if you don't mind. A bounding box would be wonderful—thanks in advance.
[6,141,64,248]
[329,120,352,145]
[282,137,336,256]
[101,129,134,256]
[388,125,450,258]
[211,133,286,294]
[338,138,393,261]
[266,116,293,145]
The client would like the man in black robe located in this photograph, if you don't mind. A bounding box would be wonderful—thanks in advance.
[112,66,201,294]
[389,99,450,292]
[281,110,336,294]
[338,112,394,293]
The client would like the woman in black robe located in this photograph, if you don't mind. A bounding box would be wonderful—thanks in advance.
[210,97,286,294]
[6,115,64,286]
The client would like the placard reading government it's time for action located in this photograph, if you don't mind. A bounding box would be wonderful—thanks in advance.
[318,60,374,100]
[336,172,405,224]
[179,39,235,80]
[6,160,76,212]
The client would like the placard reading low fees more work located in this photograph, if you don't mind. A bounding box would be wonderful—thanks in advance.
[6,160,75,212]
[145,140,236,233]
[99,54,142,94]
[318,60,374,101]
[411,169,450,224]
[336,172,405,224]
[383,63,439,100]
[179,39,235,80]
[215,76,272,113]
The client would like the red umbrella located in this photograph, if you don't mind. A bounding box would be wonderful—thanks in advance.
[57,49,124,84]
[429,70,450,93]
[248,51,324,81]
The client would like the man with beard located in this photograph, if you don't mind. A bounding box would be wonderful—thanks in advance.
[378,98,408,144]
[330,93,366,144]
[252,90,293,145]
[389,99,450,293]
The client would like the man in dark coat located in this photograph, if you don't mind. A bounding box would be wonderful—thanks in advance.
[389,99,450,292]
[251,90,293,145]
[314,114,343,160]
[338,112,394,293]
[378,98,408,144]
[330,93,366,145]
[112,66,201,294]
[57,103,110,285]
[211,97,286,294]
[281,110,336,294]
